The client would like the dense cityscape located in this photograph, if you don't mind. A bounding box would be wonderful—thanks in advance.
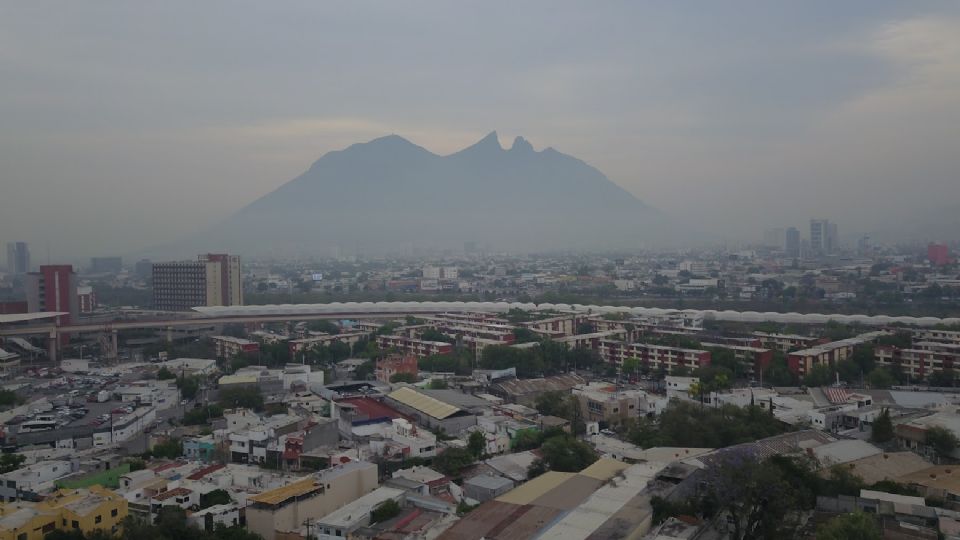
[0,229,957,539]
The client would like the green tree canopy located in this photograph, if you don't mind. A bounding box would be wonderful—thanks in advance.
[871,408,894,443]
[389,372,417,383]
[467,430,486,458]
[817,512,881,540]
[539,433,598,472]
[433,447,475,476]
[926,426,959,458]
[867,367,896,389]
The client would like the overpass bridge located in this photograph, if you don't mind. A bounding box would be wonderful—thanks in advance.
[2,301,958,360]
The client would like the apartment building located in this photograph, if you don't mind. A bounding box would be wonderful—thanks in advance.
[246,461,379,540]
[787,331,888,376]
[152,253,243,312]
[700,342,774,376]
[913,329,960,347]
[752,332,820,353]
[0,461,75,501]
[211,335,260,360]
[519,314,591,337]
[288,332,366,356]
[572,382,649,427]
[25,265,78,327]
[876,342,960,380]
[375,354,418,383]
[376,335,453,358]
[0,486,127,540]
[599,340,711,373]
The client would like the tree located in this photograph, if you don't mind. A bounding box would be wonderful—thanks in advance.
[354,360,375,380]
[370,498,401,524]
[467,430,486,458]
[148,438,183,459]
[0,389,20,407]
[867,367,895,389]
[926,426,959,459]
[929,369,956,387]
[390,372,417,384]
[433,447,475,476]
[817,512,881,540]
[176,375,200,400]
[157,367,176,380]
[199,489,233,509]
[621,357,640,381]
[803,364,834,387]
[218,387,264,411]
[540,434,598,472]
[0,453,25,474]
[699,449,805,540]
[534,391,570,418]
[871,408,894,443]
[428,378,448,390]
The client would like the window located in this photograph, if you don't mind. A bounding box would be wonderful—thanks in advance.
[72,521,80,529]
[95,515,102,524]
[111,509,118,517]
[17,533,26,540]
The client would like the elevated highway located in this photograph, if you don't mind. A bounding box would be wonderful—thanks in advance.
[2,301,958,359]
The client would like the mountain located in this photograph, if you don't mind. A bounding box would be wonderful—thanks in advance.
[196,132,672,256]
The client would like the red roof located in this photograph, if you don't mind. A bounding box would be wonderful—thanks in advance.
[336,397,410,421]
[153,487,192,501]
[187,463,226,480]
[152,461,185,473]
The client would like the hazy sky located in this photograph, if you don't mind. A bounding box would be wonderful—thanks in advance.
[2,1,959,259]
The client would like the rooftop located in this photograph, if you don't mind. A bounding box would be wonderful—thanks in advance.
[388,387,461,420]
[316,486,405,528]
[248,476,321,506]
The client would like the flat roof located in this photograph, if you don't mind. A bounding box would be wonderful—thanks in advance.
[248,476,320,505]
[388,387,461,420]
[316,486,404,528]
[579,458,630,480]
[495,472,575,505]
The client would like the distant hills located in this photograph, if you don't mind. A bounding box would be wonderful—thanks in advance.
[193,132,671,256]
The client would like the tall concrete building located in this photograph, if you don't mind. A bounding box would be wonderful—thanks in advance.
[152,253,243,311]
[5,242,30,274]
[810,219,839,255]
[785,227,801,258]
[25,265,78,326]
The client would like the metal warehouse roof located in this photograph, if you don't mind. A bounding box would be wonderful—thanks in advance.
[388,386,461,419]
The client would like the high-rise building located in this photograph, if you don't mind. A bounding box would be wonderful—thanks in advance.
[810,219,839,255]
[784,227,801,258]
[77,285,96,313]
[89,256,122,274]
[152,253,243,311]
[5,242,30,274]
[25,265,78,326]
[929,243,951,266]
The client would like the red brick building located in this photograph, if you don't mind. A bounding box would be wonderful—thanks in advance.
[376,354,418,383]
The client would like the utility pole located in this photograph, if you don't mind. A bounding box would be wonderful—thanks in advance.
[303,518,314,540]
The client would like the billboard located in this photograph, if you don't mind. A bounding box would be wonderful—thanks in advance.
[311,273,323,281]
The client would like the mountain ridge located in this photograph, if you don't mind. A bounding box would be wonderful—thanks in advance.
[192,132,667,256]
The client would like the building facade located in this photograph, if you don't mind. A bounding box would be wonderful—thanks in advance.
[25,265,78,327]
[152,253,243,311]
[4,243,29,275]
[375,355,418,383]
